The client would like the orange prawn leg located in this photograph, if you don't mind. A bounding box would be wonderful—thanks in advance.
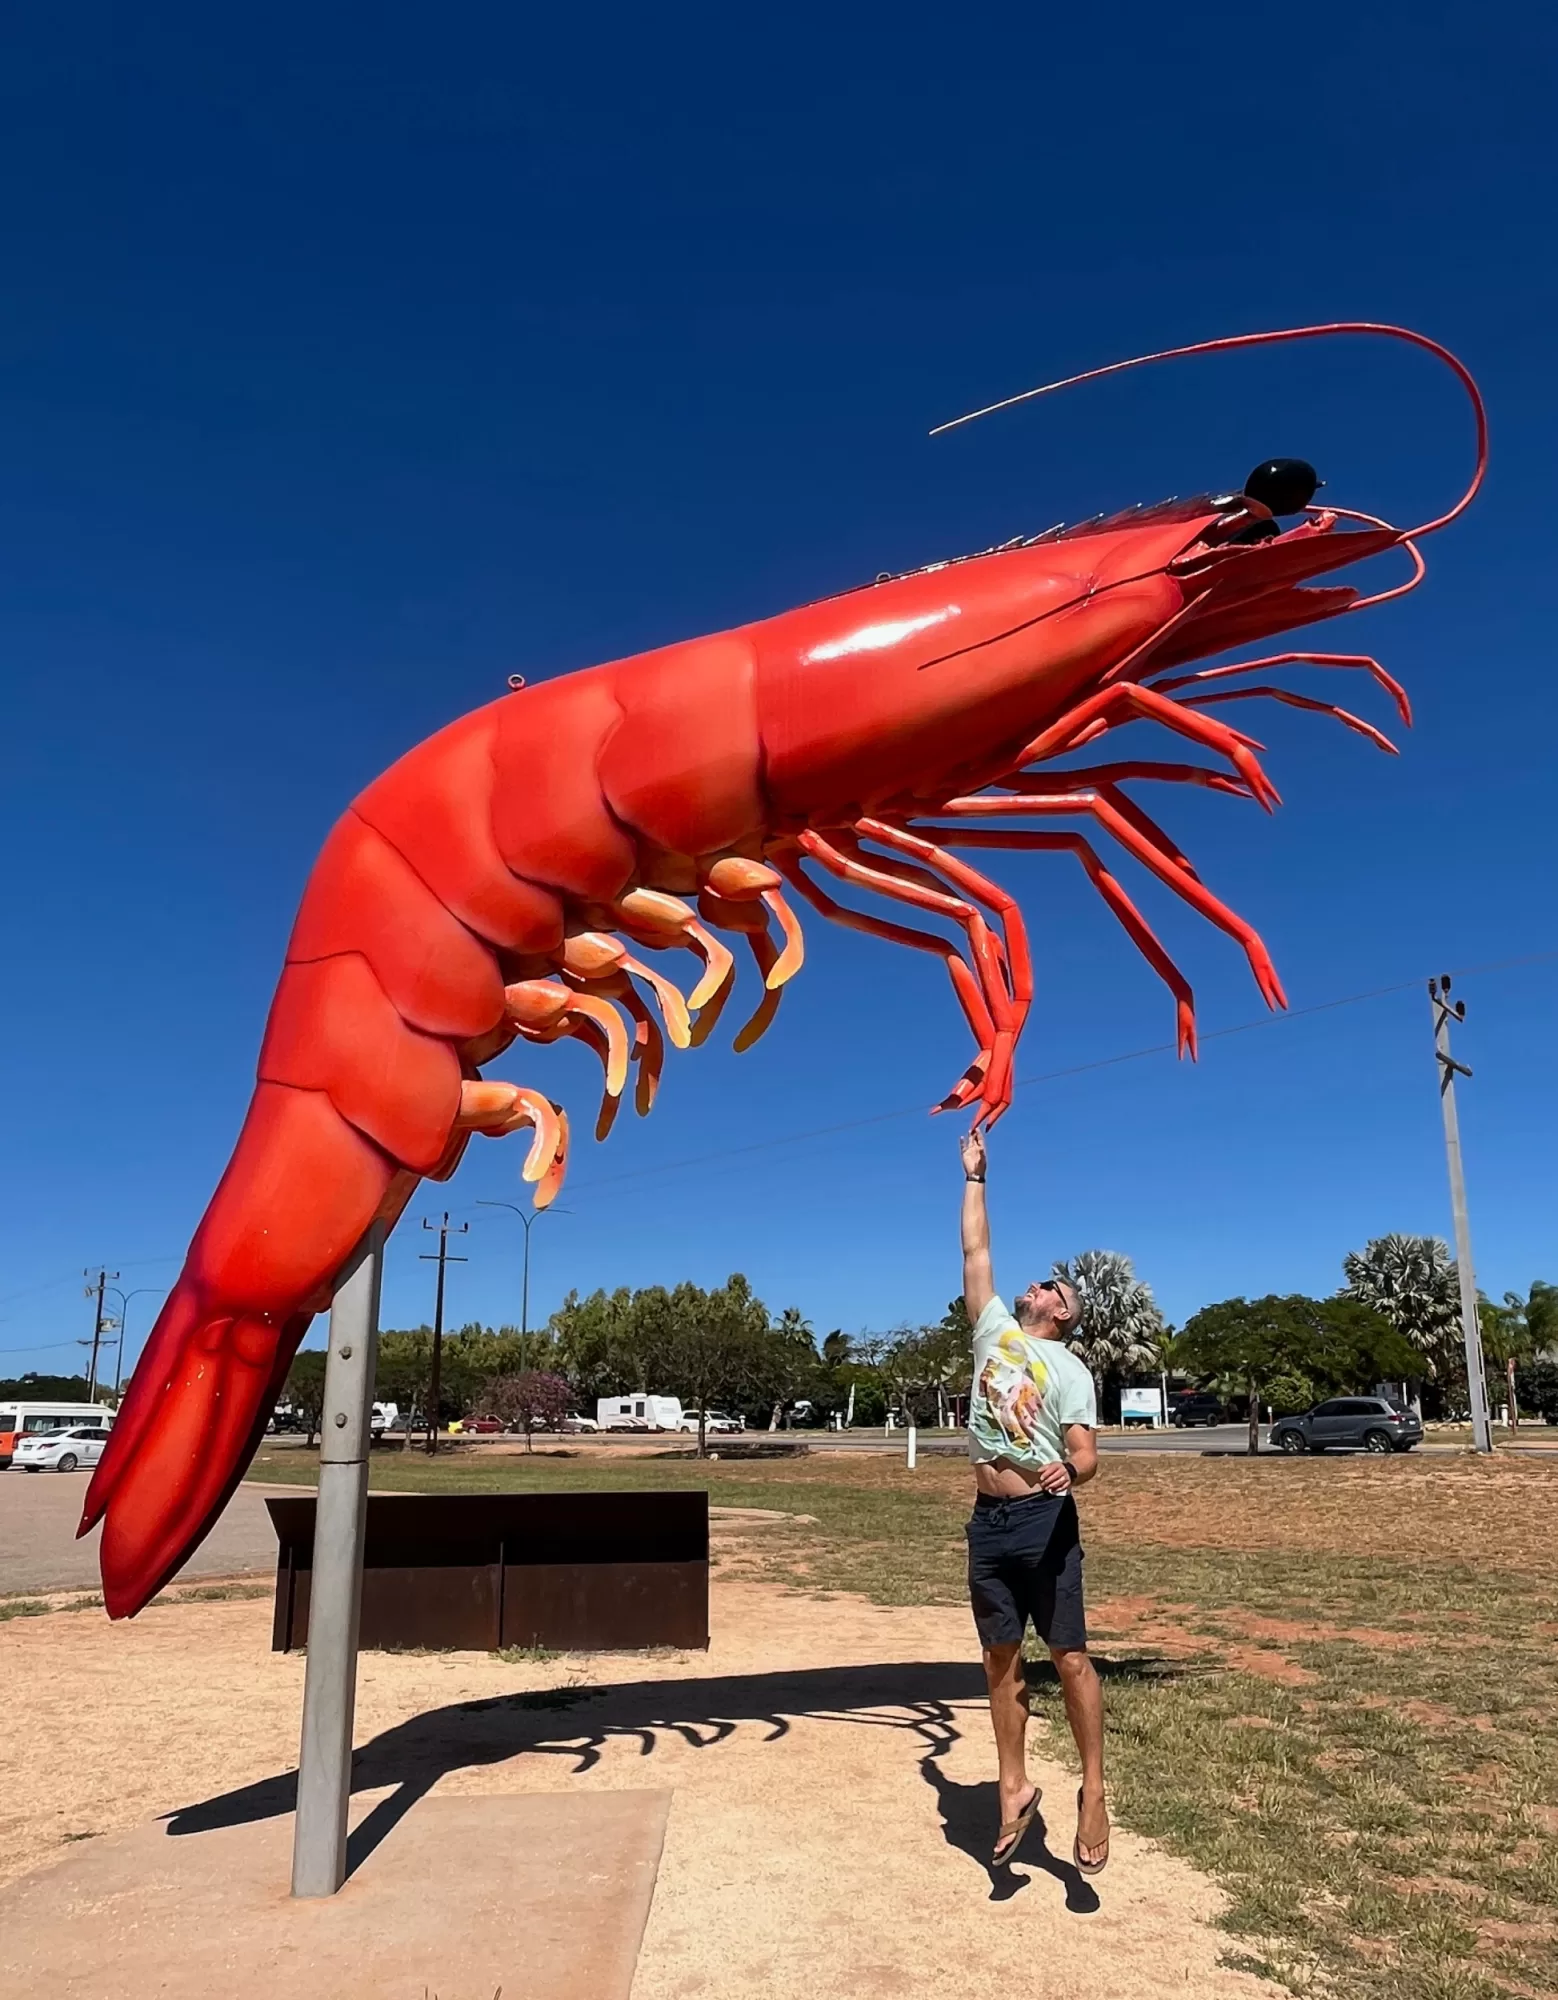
[1003,760,1254,799]
[912,825,1199,1059]
[1147,651,1412,728]
[854,818,1034,1116]
[822,830,1019,1099]
[563,920,695,1048]
[614,887,736,1014]
[455,1080,569,1202]
[984,777,1210,881]
[794,830,1018,1124]
[699,860,805,990]
[938,790,1287,1011]
[773,848,999,1068]
[505,979,631,1097]
[1174,686,1400,755]
[591,969,667,1115]
[856,816,1034,1006]
[1016,683,1282,811]
[797,829,1014,1039]
[687,894,791,1052]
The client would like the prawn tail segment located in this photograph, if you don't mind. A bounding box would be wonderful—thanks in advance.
[79,1079,402,1620]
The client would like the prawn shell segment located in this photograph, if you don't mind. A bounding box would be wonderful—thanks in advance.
[598,635,765,860]
[754,549,1183,817]
[352,704,566,954]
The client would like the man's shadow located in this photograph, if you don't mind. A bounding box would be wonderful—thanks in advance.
[164,1651,1178,1901]
[917,1655,1178,1908]
[918,1753,1097,1909]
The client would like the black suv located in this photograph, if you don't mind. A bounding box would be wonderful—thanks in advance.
[1269,1397,1423,1454]
[1169,1391,1225,1428]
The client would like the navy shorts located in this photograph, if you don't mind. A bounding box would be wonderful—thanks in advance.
[966,1489,1087,1651]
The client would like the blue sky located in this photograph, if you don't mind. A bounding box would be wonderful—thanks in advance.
[2,4,1554,1378]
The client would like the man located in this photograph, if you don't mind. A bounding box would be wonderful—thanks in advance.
[959,1125,1109,1874]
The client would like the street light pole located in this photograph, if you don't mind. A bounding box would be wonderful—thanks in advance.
[1428,975,1493,1455]
[102,1287,169,1399]
[477,1201,570,1373]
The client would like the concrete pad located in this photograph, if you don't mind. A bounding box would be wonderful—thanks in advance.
[0,1789,670,2000]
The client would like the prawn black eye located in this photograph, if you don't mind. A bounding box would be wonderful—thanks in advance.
[1244,458,1321,516]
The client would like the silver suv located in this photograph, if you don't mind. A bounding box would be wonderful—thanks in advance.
[1270,1396,1423,1454]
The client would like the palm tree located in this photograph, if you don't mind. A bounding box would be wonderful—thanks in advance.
[1050,1250,1166,1412]
[1341,1235,1460,1391]
[765,1305,816,1430]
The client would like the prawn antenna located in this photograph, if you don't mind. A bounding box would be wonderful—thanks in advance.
[930,321,1487,541]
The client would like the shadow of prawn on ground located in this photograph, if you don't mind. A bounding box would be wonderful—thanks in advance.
[920,1653,1185,1910]
[165,1653,1183,1897]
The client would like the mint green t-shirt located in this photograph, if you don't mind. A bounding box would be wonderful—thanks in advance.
[967,1296,1098,1468]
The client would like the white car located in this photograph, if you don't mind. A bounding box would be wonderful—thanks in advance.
[14,1424,113,1473]
[560,1413,600,1433]
[678,1410,744,1434]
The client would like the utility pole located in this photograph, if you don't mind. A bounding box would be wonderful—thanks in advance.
[1428,976,1493,1454]
[477,1200,570,1372]
[419,1214,467,1453]
[81,1268,119,1401]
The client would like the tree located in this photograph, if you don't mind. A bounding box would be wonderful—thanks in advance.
[1527,1281,1558,1356]
[1482,1282,1558,1426]
[484,1369,571,1450]
[1172,1295,1418,1455]
[282,1349,328,1446]
[761,1306,819,1430]
[1051,1250,1166,1418]
[0,1370,104,1404]
[660,1274,775,1455]
[1341,1235,1460,1392]
[550,1286,652,1403]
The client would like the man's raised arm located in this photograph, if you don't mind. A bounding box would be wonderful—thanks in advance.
[960,1128,994,1322]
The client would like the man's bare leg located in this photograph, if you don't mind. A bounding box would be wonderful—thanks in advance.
[1051,1645,1109,1865]
[983,1641,1038,1851]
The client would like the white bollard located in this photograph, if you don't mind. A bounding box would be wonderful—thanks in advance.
[907,1423,917,1469]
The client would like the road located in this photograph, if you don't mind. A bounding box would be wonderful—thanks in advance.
[0,1470,288,1598]
[805,1424,1271,1455]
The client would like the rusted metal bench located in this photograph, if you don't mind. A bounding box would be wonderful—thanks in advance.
[268,1490,708,1653]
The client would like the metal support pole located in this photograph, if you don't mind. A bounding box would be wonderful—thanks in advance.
[1429,977,1493,1455]
[291,1222,385,1898]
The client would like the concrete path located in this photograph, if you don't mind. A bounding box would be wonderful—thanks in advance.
[0,1791,669,2000]
[0,1469,286,1596]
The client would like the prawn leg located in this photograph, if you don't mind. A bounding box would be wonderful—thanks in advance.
[793,828,1021,1125]
[1014,682,1283,810]
[907,825,1199,1058]
[1147,650,1412,727]
[934,789,1286,1010]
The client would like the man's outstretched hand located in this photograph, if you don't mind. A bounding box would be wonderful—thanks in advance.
[960,1128,987,1181]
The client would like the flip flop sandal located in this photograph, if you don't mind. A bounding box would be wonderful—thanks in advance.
[992,1784,1041,1866]
[1072,1786,1110,1876]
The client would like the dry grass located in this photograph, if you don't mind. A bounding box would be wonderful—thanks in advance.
[244,1442,1558,1997]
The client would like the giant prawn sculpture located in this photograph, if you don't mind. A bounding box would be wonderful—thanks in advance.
[85,321,1485,1616]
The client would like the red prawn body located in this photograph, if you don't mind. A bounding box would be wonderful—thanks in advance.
[84,324,1482,1618]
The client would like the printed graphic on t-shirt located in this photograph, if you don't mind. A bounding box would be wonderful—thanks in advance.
[967,1296,1097,1468]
